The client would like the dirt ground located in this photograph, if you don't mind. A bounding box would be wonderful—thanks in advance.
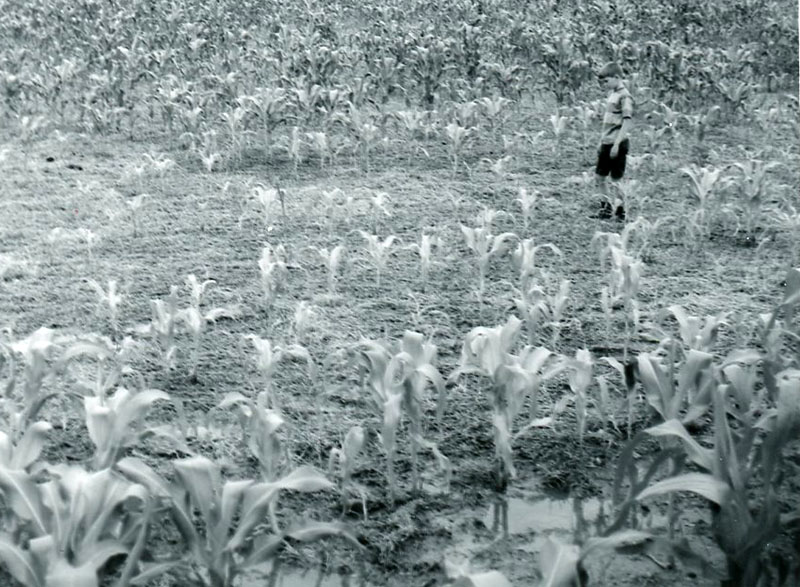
[0,93,798,586]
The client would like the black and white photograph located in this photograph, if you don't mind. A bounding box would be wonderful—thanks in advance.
[0,0,798,585]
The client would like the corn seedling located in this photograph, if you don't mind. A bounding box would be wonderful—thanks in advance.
[86,278,124,336]
[178,304,240,381]
[7,327,61,417]
[59,334,143,403]
[126,193,147,237]
[450,316,562,490]
[593,230,644,361]
[258,243,288,310]
[245,334,316,410]
[220,105,247,168]
[406,232,443,290]
[550,109,569,156]
[219,391,286,481]
[515,187,555,234]
[244,87,287,164]
[355,331,447,499]
[288,125,303,176]
[370,191,391,233]
[445,121,472,176]
[511,238,563,299]
[85,386,170,469]
[252,185,282,232]
[566,349,594,446]
[117,456,357,587]
[358,231,397,288]
[460,224,517,308]
[667,304,727,353]
[292,300,316,343]
[315,245,345,295]
[479,95,511,144]
[684,104,721,144]
[328,425,367,519]
[730,157,781,237]
[394,109,432,165]
[680,163,727,241]
[306,131,330,171]
[148,286,181,372]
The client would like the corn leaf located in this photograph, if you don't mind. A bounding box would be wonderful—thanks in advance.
[454,571,513,587]
[174,456,221,532]
[539,537,580,587]
[635,472,729,506]
[644,419,714,470]
[11,421,52,470]
[0,465,47,534]
[0,533,40,587]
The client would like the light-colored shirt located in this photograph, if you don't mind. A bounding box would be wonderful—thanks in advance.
[601,83,634,145]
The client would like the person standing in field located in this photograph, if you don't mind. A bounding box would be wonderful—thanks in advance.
[594,61,634,220]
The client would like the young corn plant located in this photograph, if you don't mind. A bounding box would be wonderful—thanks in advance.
[515,187,555,234]
[479,95,511,145]
[0,464,162,587]
[5,328,63,419]
[314,245,345,295]
[667,304,728,353]
[84,385,171,469]
[126,193,147,237]
[449,316,562,491]
[85,278,124,337]
[306,131,330,171]
[148,285,181,372]
[614,365,798,587]
[406,232,443,291]
[219,391,286,481]
[117,456,358,587]
[567,349,594,447]
[252,185,282,233]
[593,230,644,361]
[460,224,517,308]
[246,334,316,410]
[328,425,367,519]
[550,109,569,157]
[730,157,781,238]
[370,191,391,233]
[355,331,448,500]
[258,243,288,310]
[511,238,563,293]
[445,121,472,176]
[358,231,397,288]
[292,300,316,344]
[680,163,728,241]
[178,304,240,382]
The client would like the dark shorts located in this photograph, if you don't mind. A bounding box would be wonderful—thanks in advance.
[595,139,629,179]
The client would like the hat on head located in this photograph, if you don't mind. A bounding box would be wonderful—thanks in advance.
[598,62,623,78]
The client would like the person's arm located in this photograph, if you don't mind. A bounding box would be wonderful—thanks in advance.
[611,94,633,157]
[611,118,632,156]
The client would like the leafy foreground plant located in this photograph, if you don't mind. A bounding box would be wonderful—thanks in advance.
[611,269,800,587]
[450,316,563,491]
[354,331,449,501]
[117,457,360,587]
[0,464,158,587]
